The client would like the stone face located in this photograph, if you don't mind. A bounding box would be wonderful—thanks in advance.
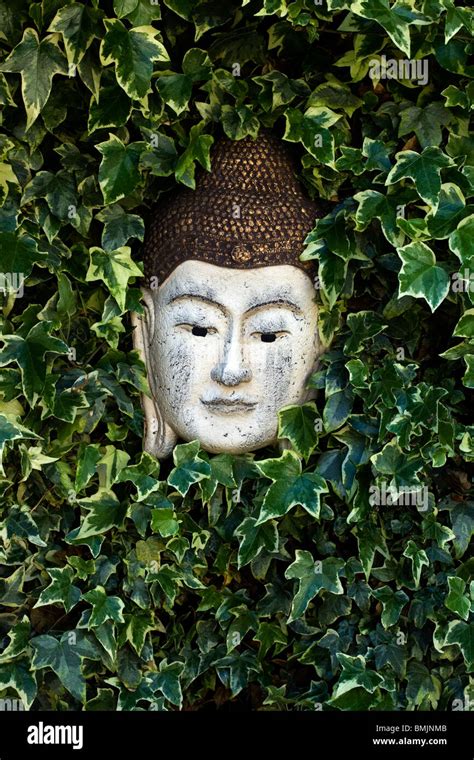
[132,260,322,458]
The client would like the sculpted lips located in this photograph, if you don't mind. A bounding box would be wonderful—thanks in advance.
[200,395,258,414]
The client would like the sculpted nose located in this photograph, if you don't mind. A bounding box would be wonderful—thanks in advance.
[211,336,252,386]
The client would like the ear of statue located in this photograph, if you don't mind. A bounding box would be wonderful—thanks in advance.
[131,289,178,459]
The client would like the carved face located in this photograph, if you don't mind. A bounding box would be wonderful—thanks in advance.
[137,260,320,456]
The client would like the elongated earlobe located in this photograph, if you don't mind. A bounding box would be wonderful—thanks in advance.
[131,292,177,458]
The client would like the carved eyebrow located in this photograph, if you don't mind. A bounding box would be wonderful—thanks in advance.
[166,291,227,315]
[244,298,303,315]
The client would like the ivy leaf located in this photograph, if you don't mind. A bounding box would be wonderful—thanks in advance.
[0,502,46,547]
[0,28,67,128]
[443,501,474,559]
[97,135,144,205]
[328,653,384,708]
[406,661,441,708]
[149,659,184,707]
[255,450,328,524]
[0,415,40,475]
[454,309,474,339]
[168,440,211,496]
[354,190,405,247]
[123,610,156,656]
[235,516,279,568]
[372,586,409,628]
[117,451,161,500]
[151,508,179,537]
[100,19,169,100]
[118,0,162,24]
[86,245,142,311]
[74,490,127,540]
[49,3,103,66]
[31,632,101,702]
[96,445,130,489]
[96,205,145,251]
[323,388,353,433]
[285,550,344,622]
[157,72,193,115]
[444,2,473,43]
[0,661,37,709]
[34,566,81,613]
[0,617,31,663]
[403,540,430,588]
[397,241,450,312]
[221,104,260,141]
[0,159,18,206]
[398,101,452,150]
[351,0,414,56]
[0,321,69,403]
[75,444,102,492]
[88,83,132,133]
[445,621,474,673]
[174,122,213,189]
[82,586,125,627]
[284,106,338,167]
[449,215,474,270]
[386,147,454,210]
[277,402,320,460]
[445,576,471,621]
[21,170,78,221]
[254,622,287,660]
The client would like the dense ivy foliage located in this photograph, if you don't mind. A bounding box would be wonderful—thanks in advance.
[0,0,473,712]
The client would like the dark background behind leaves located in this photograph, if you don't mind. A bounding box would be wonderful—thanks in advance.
[0,0,473,711]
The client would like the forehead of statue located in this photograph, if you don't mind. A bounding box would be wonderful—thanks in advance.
[155,260,315,314]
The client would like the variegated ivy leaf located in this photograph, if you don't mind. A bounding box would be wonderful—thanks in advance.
[100,19,169,100]
[86,245,142,311]
[397,241,450,312]
[0,29,68,129]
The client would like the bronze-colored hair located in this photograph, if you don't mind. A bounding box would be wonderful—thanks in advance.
[142,132,322,285]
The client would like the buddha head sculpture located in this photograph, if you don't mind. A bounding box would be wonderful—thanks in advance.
[132,132,325,458]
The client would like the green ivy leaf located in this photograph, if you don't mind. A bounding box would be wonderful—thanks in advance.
[255,450,328,524]
[31,632,101,702]
[86,245,142,311]
[149,659,184,707]
[445,621,474,673]
[0,28,67,128]
[0,616,31,663]
[445,576,471,621]
[397,240,450,312]
[0,661,37,709]
[449,215,474,270]
[74,490,127,540]
[386,147,454,210]
[277,402,320,460]
[49,3,103,66]
[235,516,279,568]
[285,550,344,622]
[88,84,132,133]
[168,440,211,496]
[354,190,405,247]
[34,567,81,613]
[100,19,169,100]
[372,586,409,628]
[97,135,144,205]
[351,0,415,56]
[403,540,430,588]
[0,322,68,404]
[123,610,157,656]
[82,586,125,627]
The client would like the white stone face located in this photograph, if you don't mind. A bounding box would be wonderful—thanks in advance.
[136,260,321,455]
